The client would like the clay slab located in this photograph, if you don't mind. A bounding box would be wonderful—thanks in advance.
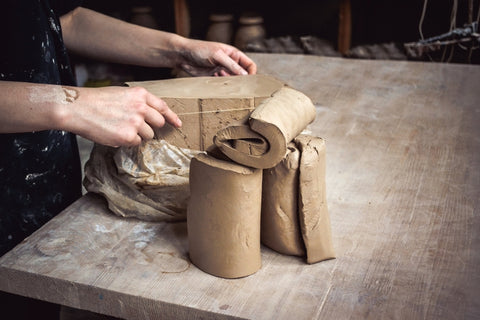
[126,75,285,151]
[295,135,335,263]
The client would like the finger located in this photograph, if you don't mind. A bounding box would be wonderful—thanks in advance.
[182,64,224,77]
[146,93,182,128]
[228,49,257,74]
[212,50,248,75]
[123,134,142,147]
[218,69,231,77]
[137,122,155,141]
[144,106,165,128]
[236,52,257,74]
[180,64,199,76]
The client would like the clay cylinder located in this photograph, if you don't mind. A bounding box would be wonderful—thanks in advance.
[261,143,305,256]
[214,86,316,169]
[187,153,263,278]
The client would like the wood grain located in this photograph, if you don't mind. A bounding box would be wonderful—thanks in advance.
[0,54,479,319]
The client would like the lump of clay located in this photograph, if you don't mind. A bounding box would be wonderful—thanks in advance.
[294,135,335,263]
[214,86,316,169]
[187,153,263,278]
[126,74,285,151]
[261,143,305,256]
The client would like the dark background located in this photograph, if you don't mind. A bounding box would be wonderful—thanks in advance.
[77,0,479,78]
[81,0,478,46]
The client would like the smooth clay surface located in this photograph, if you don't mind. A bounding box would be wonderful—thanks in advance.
[214,87,316,169]
[126,75,285,151]
[187,153,263,278]
[294,135,335,263]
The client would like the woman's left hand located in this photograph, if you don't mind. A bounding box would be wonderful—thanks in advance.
[177,39,257,76]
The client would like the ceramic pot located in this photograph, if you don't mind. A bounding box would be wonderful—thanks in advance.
[205,13,234,44]
[234,14,266,51]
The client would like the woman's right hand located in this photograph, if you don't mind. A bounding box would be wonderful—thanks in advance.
[60,85,182,147]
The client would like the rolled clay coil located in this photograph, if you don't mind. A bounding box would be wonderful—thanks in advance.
[294,135,335,263]
[214,86,316,169]
[187,153,263,278]
[261,143,305,256]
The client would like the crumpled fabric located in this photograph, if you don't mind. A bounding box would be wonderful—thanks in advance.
[83,139,203,222]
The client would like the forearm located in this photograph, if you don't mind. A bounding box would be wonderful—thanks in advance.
[0,81,70,133]
[0,80,181,147]
[60,7,186,68]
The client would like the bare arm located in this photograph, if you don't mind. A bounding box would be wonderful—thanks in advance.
[0,81,181,147]
[60,7,257,75]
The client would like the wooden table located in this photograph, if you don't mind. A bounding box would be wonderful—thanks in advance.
[1,54,479,319]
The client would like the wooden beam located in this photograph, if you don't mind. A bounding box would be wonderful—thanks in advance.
[338,0,352,54]
[174,0,190,38]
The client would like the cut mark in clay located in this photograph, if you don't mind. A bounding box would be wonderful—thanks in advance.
[176,107,254,116]
[28,85,79,105]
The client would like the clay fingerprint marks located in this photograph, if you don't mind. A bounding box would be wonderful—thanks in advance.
[199,97,255,151]
[294,135,335,263]
[261,144,305,256]
[155,97,201,150]
[214,87,317,169]
[187,153,263,278]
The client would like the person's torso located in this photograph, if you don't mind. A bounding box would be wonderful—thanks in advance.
[0,0,83,255]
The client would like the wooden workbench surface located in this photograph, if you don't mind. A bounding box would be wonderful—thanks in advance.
[1,54,479,319]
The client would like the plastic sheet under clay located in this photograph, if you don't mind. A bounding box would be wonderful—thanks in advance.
[83,140,202,222]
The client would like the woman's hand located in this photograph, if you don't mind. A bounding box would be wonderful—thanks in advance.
[0,82,181,147]
[61,8,257,77]
[0,82,180,147]
[62,86,182,147]
[176,38,257,76]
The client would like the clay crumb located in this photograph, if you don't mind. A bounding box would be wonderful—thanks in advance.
[62,87,79,103]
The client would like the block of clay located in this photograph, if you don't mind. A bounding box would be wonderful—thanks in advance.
[187,153,263,278]
[214,86,316,169]
[126,74,285,151]
[261,143,305,256]
[294,135,335,263]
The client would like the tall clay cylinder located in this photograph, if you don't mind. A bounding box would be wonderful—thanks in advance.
[187,153,263,278]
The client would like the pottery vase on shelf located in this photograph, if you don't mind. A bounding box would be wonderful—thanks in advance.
[205,13,234,44]
[234,13,266,51]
